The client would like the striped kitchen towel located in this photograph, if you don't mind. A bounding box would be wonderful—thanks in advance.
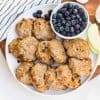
[0,0,61,41]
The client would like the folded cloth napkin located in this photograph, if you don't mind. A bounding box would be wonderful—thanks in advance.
[0,0,61,41]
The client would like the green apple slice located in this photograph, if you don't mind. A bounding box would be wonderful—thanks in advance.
[87,24,100,53]
[87,38,100,54]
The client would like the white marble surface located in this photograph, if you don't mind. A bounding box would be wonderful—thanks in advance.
[0,50,100,100]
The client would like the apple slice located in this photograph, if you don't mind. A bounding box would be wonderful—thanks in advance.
[87,24,100,53]
[87,38,99,54]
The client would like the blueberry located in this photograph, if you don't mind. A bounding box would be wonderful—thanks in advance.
[67,20,72,25]
[78,8,84,15]
[57,9,62,13]
[73,9,78,14]
[66,17,71,21]
[62,31,67,36]
[70,27,75,33]
[57,23,61,27]
[66,22,70,27]
[37,10,43,14]
[54,22,58,26]
[63,4,69,9]
[81,22,87,28]
[69,8,73,14]
[37,14,41,18]
[55,28,60,33]
[57,13,63,18]
[48,10,52,16]
[75,24,80,29]
[52,14,56,19]
[76,30,81,34]
[74,5,79,9]
[80,27,84,32]
[57,19,61,23]
[33,12,42,18]
[60,30,65,35]
[79,18,82,22]
[59,26,64,32]
[62,20,66,25]
[66,21,71,27]
[76,14,81,19]
[17,60,20,63]
[71,32,76,36]
[44,14,50,21]
[45,10,53,20]
[71,15,76,19]
[33,12,37,17]
[52,19,57,24]
[65,26,69,32]
[61,17,65,21]
[65,11,70,16]
[82,16,87,22]
[60,7,67,13]
[54,25,59,31]
[67,3,73,9]
[71,20,77,26]
[66,32,71,36]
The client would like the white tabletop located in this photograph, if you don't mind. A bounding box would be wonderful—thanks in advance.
[0,50,100,100]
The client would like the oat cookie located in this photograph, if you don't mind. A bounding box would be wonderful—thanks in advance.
[31,63,48,92]
[67,73,81,89]
[8,38,21,58]
[33,18,55,40]
[17,36,38,61]
[64,38,90,59]
[69,58,92,76]
[16,19,33,38]
[56,65,72,87]
[48,39,67,63]
[16,62,34,85]
[36,41,52,64]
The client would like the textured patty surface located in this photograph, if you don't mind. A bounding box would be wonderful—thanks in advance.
[16,18,33,38]
[33,18,55,40]
[69,58,92,76]
[64,38,89,59]
[16,62,34,85]
[48,39,67,63]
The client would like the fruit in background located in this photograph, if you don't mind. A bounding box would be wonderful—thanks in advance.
[96,5,100,23]
[76,0,88,4]
[87,24,100,53]
[87,38,100,54]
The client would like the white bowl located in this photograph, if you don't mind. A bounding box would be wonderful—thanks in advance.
[50,2,90,39]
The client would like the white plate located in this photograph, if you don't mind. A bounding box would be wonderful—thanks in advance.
[5,4,98,96]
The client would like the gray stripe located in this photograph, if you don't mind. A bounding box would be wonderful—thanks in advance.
[38,0,44,5]
[0,0,10,11]
[0,0,22,25]
[45,0,49,4]
[0,0,15,16]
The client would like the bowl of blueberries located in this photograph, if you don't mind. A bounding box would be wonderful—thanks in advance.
[50,2,89,39]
